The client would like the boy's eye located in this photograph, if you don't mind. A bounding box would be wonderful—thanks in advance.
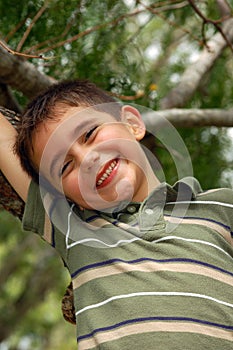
[61,160,72,176]
[84,126,98,142]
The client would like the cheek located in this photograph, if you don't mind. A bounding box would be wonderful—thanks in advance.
[63,175,80,196]
[64,174,93,203]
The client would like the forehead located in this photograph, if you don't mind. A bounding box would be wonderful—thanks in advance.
[36,105,117,136]
[36,105,117,139]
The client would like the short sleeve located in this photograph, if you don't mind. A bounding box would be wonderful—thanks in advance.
[22,180,47,236]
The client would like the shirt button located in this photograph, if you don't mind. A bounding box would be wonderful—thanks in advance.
[145,208,154,215]
[127,205,136,213]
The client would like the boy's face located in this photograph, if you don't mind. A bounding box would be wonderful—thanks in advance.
[32,104,159,210]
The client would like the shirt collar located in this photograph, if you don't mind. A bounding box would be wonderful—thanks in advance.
[80,177,202,220]
[146,176,202,207]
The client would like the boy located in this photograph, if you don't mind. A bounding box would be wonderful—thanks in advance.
[0,79,233,349]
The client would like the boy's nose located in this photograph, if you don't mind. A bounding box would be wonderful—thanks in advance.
[79,150,100,172]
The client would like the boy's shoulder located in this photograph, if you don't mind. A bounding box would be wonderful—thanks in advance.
[196,186,233,205]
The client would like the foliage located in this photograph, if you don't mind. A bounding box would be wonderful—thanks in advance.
[0,211,76,350]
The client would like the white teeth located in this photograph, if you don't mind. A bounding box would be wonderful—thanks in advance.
[96,160,117,186]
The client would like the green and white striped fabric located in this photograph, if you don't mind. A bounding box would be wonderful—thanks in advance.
[23,178,233,349]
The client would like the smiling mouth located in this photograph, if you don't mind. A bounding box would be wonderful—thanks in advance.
[96,159,119,188]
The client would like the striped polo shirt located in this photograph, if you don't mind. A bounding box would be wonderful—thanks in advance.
[23,177,233,349]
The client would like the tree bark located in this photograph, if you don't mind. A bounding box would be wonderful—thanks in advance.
[0,172,24,219]
[142,108,233,128]
[0,83,22,113]
[0,44,54,101]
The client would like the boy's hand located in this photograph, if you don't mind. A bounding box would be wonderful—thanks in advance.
[0,112,30,202]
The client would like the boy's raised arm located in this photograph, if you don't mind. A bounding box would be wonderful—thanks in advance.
[0,112,30,202]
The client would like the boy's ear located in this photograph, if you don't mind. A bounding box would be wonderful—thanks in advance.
[121,105,146,141]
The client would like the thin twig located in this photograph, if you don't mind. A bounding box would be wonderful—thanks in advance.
[188,0,233,52]
[0,40,51,60]
[110,90,145,101]
[25,1,195,57]
[24,5,82,54]
[138,0,201,44]
[4,16,29,43]
[16,1,49,52]
[26,8,148,55]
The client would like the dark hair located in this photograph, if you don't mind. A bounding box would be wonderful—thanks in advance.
[14,79,121,183]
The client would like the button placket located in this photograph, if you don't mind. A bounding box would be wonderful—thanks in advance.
[144,208,154,215]
[127,205,137,214]
[139,204,165,231]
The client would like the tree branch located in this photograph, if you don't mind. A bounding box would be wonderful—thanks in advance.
[0,84,22,113]
[0,44,54,99]
[216,0,232,18]
[160,17,233,109]
[143,108,233,128]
